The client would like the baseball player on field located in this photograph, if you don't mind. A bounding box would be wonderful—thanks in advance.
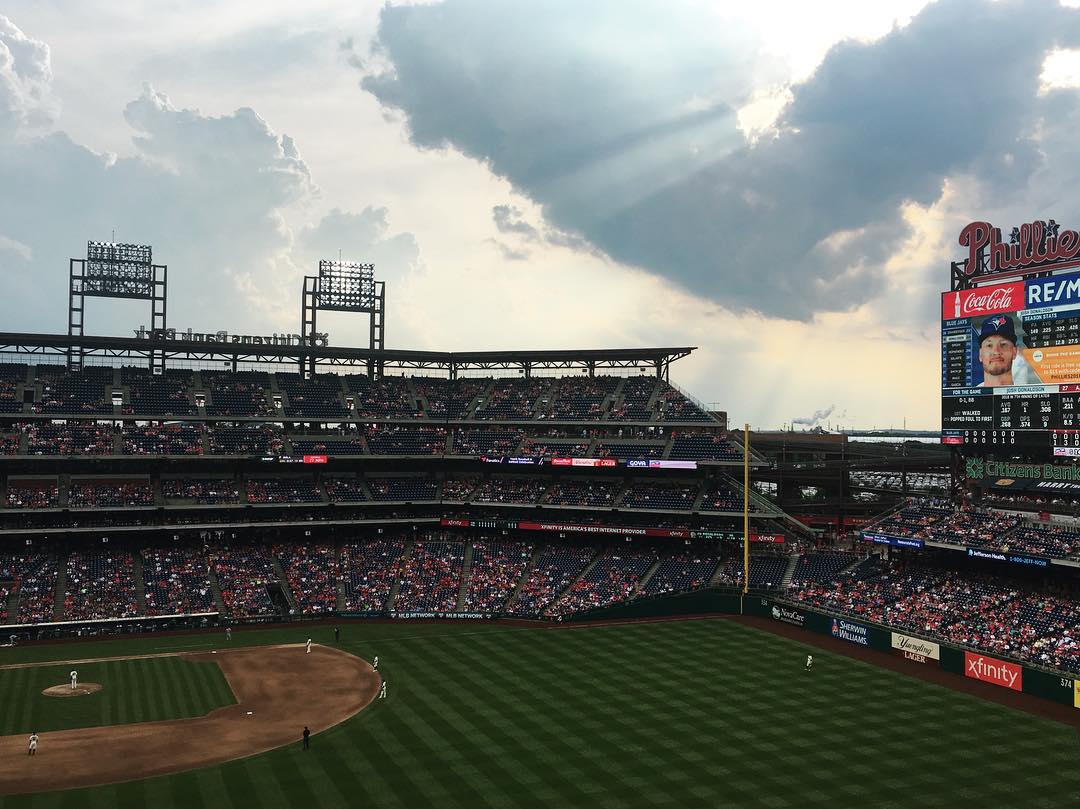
[372,655,378,671]
[226,626,232,641]
[70,670,78,690]
[379,681,387,699]
[805,654,813,671]
[28,732,38,756]
[306,638,312,654]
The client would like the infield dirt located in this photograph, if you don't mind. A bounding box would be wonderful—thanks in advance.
[0,643,380,795]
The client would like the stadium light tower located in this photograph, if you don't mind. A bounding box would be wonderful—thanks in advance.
[300,259,385,378]
[68,241,167,372]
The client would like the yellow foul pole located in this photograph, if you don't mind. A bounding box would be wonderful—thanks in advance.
[743,423,750,595]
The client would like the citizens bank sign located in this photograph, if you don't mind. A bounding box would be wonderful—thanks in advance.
[133,326,329,347]
[890,633,940,663]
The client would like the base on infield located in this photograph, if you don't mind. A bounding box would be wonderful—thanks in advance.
[42,683,103,698]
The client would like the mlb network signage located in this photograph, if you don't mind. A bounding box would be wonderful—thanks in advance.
[830,618,869,646]
[957,220,1080,282]
[891,633,940,664]
[964,651,1022,691]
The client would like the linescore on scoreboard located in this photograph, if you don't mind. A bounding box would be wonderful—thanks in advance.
[942,222,1080,453]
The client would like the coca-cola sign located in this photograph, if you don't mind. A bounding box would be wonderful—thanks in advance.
[942,282,1024,319]
[959,220,1080,280]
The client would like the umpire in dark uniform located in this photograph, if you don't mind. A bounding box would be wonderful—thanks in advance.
[303,726,310,750]
[334,626,340,643]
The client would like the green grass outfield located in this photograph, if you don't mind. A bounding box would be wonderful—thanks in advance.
[0,656,235,736]
[0,618,1078,808]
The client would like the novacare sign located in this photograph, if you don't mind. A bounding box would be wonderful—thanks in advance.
[770,605,805,627]
[964,651,1022,691]
[830,618,869,646]
[890,633,940,663]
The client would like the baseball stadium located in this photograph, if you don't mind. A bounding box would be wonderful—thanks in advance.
[0,230,1075,808]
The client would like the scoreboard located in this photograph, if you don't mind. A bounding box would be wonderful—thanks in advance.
[942,265,1080,452]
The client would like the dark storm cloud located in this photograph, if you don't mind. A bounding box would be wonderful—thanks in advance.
[361,0,1080,319]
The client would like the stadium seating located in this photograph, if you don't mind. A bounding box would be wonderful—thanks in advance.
[621,482,699,511]
[247,478,323,504]
[7,480,59,509]
[451,428,523,456]
[545,480,620,507]
[163,479,241,505]
[0,553,56,623]
[142,548,216,615]
[211,545,280,618]
[34,366,114,415]
[122,424,203,455]
[639,549,719,597]
[366,425,446,455]
[394,540,465,612]
[209,425,285,456]
[472,478,546,504]
[324,477,369,503]
[508,545,596,617]
[122,367,197,417]
[668,432,741,461]
[63,550,139,621]
[274,543,338,614]
[473,379,546,420]
[367,477,438,501]
[278,373,348,419]
[545,550,655,617]
[204,372,276,417]
[340,538,407,612]
[27,423,114,455]
[69,480,154,508]
[463,540,533,612]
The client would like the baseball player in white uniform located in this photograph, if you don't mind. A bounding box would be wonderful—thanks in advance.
[28,732,38,756]
[306,638,312,654]
[226,626,232,641]
[70,670,78,690]
[372,655,378,671]
[805,654,813,671]
[379,681,387,699]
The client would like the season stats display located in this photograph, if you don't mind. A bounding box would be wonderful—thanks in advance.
[942,269,1080,452]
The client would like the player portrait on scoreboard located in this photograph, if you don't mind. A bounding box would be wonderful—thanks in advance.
[975,314,1036,387]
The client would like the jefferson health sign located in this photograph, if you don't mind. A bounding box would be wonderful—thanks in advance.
[964,651,1022,691]
[830,618,869,646]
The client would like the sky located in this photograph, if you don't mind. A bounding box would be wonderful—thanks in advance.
[3,0,1080,430]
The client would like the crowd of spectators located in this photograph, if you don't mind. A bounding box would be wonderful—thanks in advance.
[545,551,654,618]
[7,481,59,509]
[545,480,619,507]
[367,478,439,501]
[640,549,719,597]
[463,540,532,612]
[0,553,56,623]
[323,477,369,503]
[394,539,465,612]
[63,550,139,621]
[472,478,547,504]
[451,428,523,457]
[508,545,596,617]
[69,481,154,508]
[365,425,446,455]
[122,424,203,455]
[26,423,114,455]
[163,479,241,505]
[274,543,338,614]
[621,482,699,511]
[142,548,215,615]
[211,546,280,617]
[209,426,285,455]
[340,538,407,611]
[247,478,323,504]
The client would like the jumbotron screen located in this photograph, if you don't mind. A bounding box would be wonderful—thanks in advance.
[942,268,1080,454]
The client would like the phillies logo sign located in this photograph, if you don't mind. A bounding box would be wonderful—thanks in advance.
[959,220,1080,279]
[964,651,1022,691]
[943,283,1024,319]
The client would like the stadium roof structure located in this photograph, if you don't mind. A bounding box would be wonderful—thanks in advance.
[0,332,696,379]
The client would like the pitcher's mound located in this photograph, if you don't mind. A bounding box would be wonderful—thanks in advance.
[42,683,103,697]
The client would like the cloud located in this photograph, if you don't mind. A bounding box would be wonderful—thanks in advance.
[0,15,55,138]
[0,72,417,339]
[360,0,1080,321]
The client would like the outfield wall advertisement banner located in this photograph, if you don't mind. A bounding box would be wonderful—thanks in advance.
[830,618,869,646]
[891,633,940,663]
[1075,679,1080,709]
[770,604,805,627]
[964,651,1023,691]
